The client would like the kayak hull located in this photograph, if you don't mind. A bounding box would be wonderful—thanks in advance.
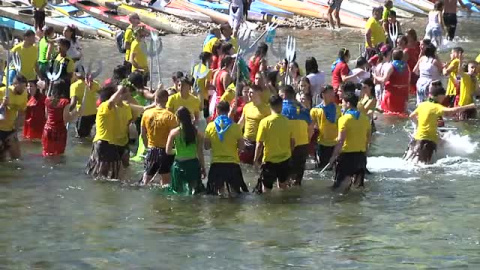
[149,0,212,22]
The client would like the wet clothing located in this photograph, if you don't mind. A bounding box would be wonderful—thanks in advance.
[170,158,205,195]
[254,158,290,193]
[85,140,122,179]
[144,147,175,176]
[238,138,257,164]
[42,98,69,156]
[23,93,46,140]
[416,58,442,105]
[207,163,248,195]
[405,139,437,164]
[334,152,367,189]
[443,13,457,41]
[290,144,309,185]
[381,62,410,116]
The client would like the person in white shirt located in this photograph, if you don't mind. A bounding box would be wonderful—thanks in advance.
[305,57,325,106]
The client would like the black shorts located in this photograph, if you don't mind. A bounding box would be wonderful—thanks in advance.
[406,139,437,164]
[0,129,16,154]
[33,9,45,29]
[203,99,209,119]
[334,152,367,189]
[207,163,248,195]
[317,144,335,169]
[443,13,457,41]
[290,144,309,184]
[117,144,130,159]
[85,140,122,179]
[144,147,175,176]
[76,115,96,138]
[255,158,290,192]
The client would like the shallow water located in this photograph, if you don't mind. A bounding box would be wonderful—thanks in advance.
[1,18,480,268]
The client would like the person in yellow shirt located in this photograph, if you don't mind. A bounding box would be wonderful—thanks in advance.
[202,28,221,53]
[220,23,238,52]
[166,75,200,124]
[70,69,101,138]
[406,83,475,165]
[3,31,38,85]
[279,85,313,186]
[457,60,478,120]
[254,95,294,193]
[30,0,47,31]
[129,27,148,80]
[204,101,249,195]
[53,39,75,86]
[0,75,28,161]
[328,92,371,192]
[123,13,141,72]
[310,85,342,169]
[365,7,386,51]
[191,52,212,118]
[238,85,270,164]
[141,90,178,186]
[443,47,464,107]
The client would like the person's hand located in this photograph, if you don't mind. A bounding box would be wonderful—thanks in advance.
[2,96,9,107]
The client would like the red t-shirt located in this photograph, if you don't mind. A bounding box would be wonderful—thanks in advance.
[332,61,350,90]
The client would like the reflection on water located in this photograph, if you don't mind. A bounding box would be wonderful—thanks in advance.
[1,18,480,268]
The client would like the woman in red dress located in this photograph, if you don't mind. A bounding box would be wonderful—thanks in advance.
[210,41,223,71]
[375,49,410,116]
[23,81,46,140]
[42,80,82,156]
[210,56,234,120]
[405,29,421,95]
[248,42,268,82]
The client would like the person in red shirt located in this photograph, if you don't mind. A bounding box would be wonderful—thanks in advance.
[405,29,421,94]
[23,80,46,140]
[332,48,367,96]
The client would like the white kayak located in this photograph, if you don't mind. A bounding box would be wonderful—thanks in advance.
[403,0,433,12]
[347,0,415,18]
[357,0,426,16]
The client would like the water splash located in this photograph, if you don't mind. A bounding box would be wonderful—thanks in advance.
[441,131,478,155]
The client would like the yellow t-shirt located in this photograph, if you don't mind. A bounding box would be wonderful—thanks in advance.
[459,73,475,106]
[113,103,133,146]
[166,92,200,116]
[32,0,47,8]
[203,37,218,53]
[54,54,75,74]
[358,96,377,115]
[70,79,100,116]
[192,63,211,100]
[338,112,371,153]
[10,42,38,81]
[226,37,238,52]
[310,104,341,146]
[130,39,148,72]
[365,17,386,48]
[413,101,444,143]
[0,87,27,131]
[242,102,270,141]
[220,84,236,103]
[261,88,271,104]
[141,107,178,148]
[290,119,309,147]
[93,102,116,143]
[256,113,292,163]
[446,59,460,96]
[124,25,134,62]
[205,121,242,164]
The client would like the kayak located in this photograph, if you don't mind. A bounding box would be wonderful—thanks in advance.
[460,0,480,12]
[403,0,433,12]
[0,16,33,31]
[311,0,370,18]
[149,0,213,22]
[251,0,294,18]
[342,0,414,18]
[307,0,367,28]
[357,0,426,16]
[91,0,184,33]
[49,2,115,39]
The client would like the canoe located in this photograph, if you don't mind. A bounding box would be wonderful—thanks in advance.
[341,0,414,18]
[149,0,213,22]
[49,2,115,38]
[356,0,426,16]
[460,0,480,12]
[250,0,294,18]
[312,0,370,18]
[0,16,33,31]
[403,0,433,12]
[305,0,367,28]
[91,0,183,33]
[173,0,231,23]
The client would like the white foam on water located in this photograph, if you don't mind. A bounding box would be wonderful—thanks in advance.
[441,131,478,155]
[367,156,418,173]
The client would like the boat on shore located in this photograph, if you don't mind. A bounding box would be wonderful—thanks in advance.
[145,0,213,22]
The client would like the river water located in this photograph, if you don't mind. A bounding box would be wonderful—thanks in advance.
[1,17,480,269]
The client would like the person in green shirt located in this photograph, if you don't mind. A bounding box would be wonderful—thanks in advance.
[382,0,393,32]
[38,26,56,80]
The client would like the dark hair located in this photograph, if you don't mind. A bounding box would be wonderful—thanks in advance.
[424,43,437,58]
[155,89,169,103]
[266,70,279,87]
[24,30,35,38]
[361,78,375,96]
[58,38,71,50]
[452,47,464,54]
[305,57,319,75]
[422,39,432,46]
[216,101,230,115]
[407,29,418,42]
[211,41,222,57]
[13,74,27,85]
[250,84,263,92]
[176,106,196,145]
[199,52,212,64]
[111,65,128,85]
[430,82,446,97]
[172,71,184,81]
[338,48,350,63]
[341,81,357,93]
[321,84,334,96]
[180,75,195,86]
[43,26,55,38]
[356,57,368,68]
[279,85,296,99]
[269,95,283,108]
[50,79,69,103]
[463,61,478,73]
[398,35,408,46]
[389,10,397,17]
[255,42,268,58]
[290,61,301,77]
[99,84,118,102]
[221,43,233,55]
[343,92,359,107]
[434,1,443,10]
[128,71,145,89]
[65,25,77,43]
[221,56,234,69]
[220,23,232,34]
[392,49,404,61]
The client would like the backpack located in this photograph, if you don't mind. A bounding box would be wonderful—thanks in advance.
[116,31,126,53]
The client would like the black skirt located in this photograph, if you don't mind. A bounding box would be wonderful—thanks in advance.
[334,152,367,189]
[85,140,122,179]
[207,163,248,195]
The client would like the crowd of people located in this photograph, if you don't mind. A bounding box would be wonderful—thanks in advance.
[0,1,479,196]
